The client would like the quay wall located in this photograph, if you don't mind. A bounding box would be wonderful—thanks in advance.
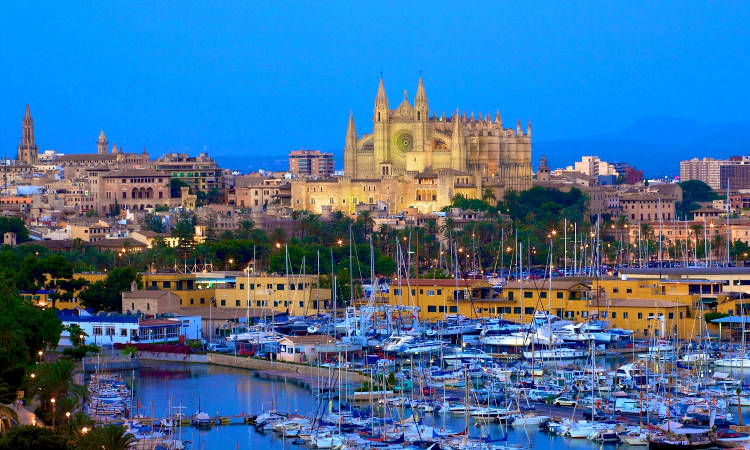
[138,352,208,363]
[206,354,371,384]
[134,351,370,385]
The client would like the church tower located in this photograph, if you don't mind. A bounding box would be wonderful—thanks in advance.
[414,77,429,156]
[373,77,390,175]
[97,130,108,154]
[537,154,550,182]
[344,111,358,177]
[17,104,38,165]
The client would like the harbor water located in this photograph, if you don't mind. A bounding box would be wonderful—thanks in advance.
[126,356,750,450]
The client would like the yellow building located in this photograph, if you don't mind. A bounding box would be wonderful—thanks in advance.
[596,278,723,308]
[54,271,331,315]
[381,277,699,339]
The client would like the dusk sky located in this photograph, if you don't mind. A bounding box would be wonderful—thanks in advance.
[1,1,749,174]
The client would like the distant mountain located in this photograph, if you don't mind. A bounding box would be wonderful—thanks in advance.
[536,116,750,177]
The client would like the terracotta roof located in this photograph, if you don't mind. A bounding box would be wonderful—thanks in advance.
[140,319,179,326]
[122,290,175,299]
[56,154,117,162]
[102,169,165,178]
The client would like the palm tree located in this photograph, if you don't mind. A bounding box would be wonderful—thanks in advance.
[28,359,87,415]
[0,403,18,434]
[482,188,497,205]
[76,424,135,450]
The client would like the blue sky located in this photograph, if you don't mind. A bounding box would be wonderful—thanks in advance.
[1,1,749,174]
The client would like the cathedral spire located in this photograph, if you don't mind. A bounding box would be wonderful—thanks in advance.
[346,111,358,146]
[374,77,389,122]
[527,120,532,137]
[495,109,502,127]
[17,104,38,165]
[516,119,522,136]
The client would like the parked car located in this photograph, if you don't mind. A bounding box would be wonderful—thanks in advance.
[207,343,232,353]
[553,397,577,407]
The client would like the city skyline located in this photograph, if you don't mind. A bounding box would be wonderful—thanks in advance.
[2,2,749,176]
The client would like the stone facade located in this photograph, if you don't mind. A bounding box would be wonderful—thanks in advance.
[345,78,532,191]
[293,78,528,215]
[17,105,38,165]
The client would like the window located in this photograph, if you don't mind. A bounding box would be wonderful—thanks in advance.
[236,300,241,307]
[626,288,632,294]
[131,302,135,310]
[623,312,628,319]
[437,289,442,295]
[299,301,304,308]
[525,307,534,315]
[220,299,226,306]
[449,306,457,313]
[277,284,285,290]
[612,288,619,293]
[581,311,588,318]
[556,292,563,299]
[439,306,445,312]
[120,328,128,337]
[524,292,532,298]
[540,292,547,298]
[668,312,673,319]
[427,290,435,296]
[393,289,400,295]
[419,289,424,294]
[427,305,437,312]
[200,298,205,304]
[105,327,115,336]
[644,329,648,336]
[508,291,514,300]
[190,298,194,305]
[513,307,521,314]
[411,289,416,296]
[240,283,244,290]
[637,312,643,319]
[163,281,171,288]
[93,327,103,336]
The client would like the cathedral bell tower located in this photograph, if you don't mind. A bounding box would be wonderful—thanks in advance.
[414,77,429,159]
[344,111,358,177]
[373,77,390,174]
[17,104,38,165]
[97,130,108,154]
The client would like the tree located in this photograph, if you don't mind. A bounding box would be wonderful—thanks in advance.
[78,267,141,312]
[76,424,134,450]
[168,178,189,198]
[0,425,71,450]
[0,218,29,243]
[26,359,87,423]
[678,180,719,218]
[0,288,62,400]
[0,404,17,435]
[482,188,497,205]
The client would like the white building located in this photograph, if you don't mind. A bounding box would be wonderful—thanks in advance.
[59,311,202,346]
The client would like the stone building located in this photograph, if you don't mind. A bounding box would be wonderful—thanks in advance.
[101,169,172,213]
[292,78,530,215]
[345,78,532,189]
[17,105,38,165]
[289,150,334,178]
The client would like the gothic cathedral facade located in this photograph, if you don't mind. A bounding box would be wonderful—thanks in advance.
[344,78,532,193]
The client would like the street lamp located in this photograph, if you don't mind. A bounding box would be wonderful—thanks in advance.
[81,426,89,434]
[50,398,56,427]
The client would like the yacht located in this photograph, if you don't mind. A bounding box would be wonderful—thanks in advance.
[481,328,560,347]
[381,335,415,352]
[553,323,594,342]
[714,356,750,368]
[443,347,494,366]
[523,347,587,360]
[401,339,447,355]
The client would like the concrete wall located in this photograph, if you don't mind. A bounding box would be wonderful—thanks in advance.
[138,351,208,363]
[207,353,371,383]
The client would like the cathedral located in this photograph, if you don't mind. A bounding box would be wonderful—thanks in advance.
[293,78,534,216]
[344,78,533,192]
